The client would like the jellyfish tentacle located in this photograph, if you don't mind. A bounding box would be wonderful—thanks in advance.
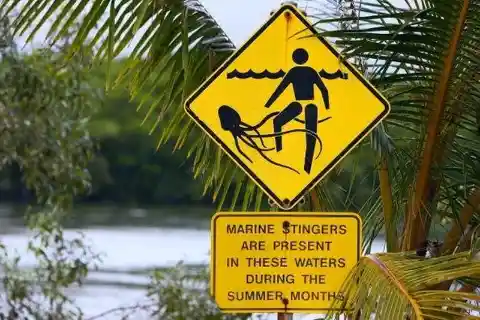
[219,104,328,171]
[240,123,267,148]
[254,144,300,174]
[250,129,323,158]
[314,139,323,160]
[239,135,274,151]
[234,136,252,162]
[246,111,280,130]
[251,128,319,140]
[236,134,296,173]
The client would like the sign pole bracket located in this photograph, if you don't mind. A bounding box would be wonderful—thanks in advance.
[266,6,306,317]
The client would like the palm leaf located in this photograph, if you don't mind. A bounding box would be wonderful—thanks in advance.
[311,0,480,252]
[7,0,480,254]
[328,251,480,319]
[3,0,386,213]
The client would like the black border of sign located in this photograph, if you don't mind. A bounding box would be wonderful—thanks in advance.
[184,4,391,210]
[212,213,362,312]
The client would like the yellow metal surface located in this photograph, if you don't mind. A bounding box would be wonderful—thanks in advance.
[210,212,362,313]
[185,4,390,210]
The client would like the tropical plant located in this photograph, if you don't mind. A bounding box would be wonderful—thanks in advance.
[84,262,255,320]
[1,0,367,212]
[325,0,480,316]
[5,0,480,319]
[0,11,102,319]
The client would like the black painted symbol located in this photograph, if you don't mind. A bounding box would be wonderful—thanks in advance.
[218,105,326,174]
[226,48,348,173]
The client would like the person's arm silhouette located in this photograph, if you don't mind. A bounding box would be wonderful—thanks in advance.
[265,72,293,108]
[311,72,333,110]
[319,69,348,80]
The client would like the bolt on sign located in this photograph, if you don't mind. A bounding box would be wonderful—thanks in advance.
[185,4,390,210]
[210,212,361,313]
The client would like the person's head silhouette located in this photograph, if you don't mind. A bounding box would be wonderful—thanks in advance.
[292,48,309,65]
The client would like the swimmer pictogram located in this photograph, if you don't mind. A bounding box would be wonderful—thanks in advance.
[225,48,348,173]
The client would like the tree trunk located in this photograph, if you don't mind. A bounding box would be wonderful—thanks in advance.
[378,156,397,252]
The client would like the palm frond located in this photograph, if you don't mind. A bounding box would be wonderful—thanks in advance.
[328,251,480,319]
[7,0,480,247]
[2,0,259,208]
[310,0,480,252]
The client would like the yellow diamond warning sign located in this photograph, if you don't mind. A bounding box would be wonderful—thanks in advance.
[210,212,361,313]
[185,4,390,210]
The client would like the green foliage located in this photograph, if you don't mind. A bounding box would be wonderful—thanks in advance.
[0,13,102,319]
[0,56,211,207]
[1,209,100,319]
[84,263,260,320]
[0,0,385,212]
[0,47,100,207]
[2,0,258,210]
[84,59,211,205]
[311,0,480,317]
[146,263,256,320]
[4,0,480,318]
[328,252,480,319]
[318,0,480,219]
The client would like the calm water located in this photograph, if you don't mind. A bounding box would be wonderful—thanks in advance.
[0,206,386,320]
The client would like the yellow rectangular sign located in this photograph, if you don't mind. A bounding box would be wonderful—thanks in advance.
[210,212,361,313]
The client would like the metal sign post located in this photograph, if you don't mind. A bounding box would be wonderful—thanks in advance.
[273,195,295,320]
[278,312,293,320]
[276,5,304,320]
